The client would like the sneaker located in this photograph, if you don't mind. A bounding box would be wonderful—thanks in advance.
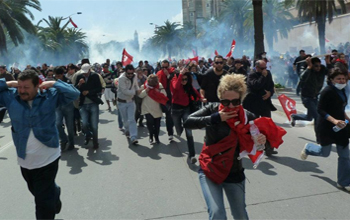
[131,138,138,145]
[119,127,125,132]
[169,135,174,141]
[190,157,197,164]
[300,144,308,160]
[291,115,296,127]
[149,138,154,144]
[337,183,350,192]
[55,187,62,214]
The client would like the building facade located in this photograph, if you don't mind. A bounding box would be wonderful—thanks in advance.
[182,0,224,26]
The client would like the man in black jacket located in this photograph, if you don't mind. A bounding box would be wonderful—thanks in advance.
[243,60,277,156]
[75,63,103,149]
[291,57,330,138]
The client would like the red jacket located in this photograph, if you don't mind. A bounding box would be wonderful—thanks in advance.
[170,74,201,106]
[156,67,175,90]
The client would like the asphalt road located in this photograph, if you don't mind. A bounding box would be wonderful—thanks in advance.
[1,102,349,219]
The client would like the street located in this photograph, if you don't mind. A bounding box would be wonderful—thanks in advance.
[1,99,350,219]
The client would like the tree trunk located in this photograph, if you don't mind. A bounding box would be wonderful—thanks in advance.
[316,17,326,54]
[253,0,265,60]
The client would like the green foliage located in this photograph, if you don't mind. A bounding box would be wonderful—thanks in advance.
[0,0,41,54]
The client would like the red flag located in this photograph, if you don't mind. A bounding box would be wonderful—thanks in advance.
[168,57,172,62]
[38,74,46,85]
[192,49,197,57]
[122,48,133,66]
[214,50,219,56]
[69,17,78,28]
[226,39,236,58]
[278,94,297,121]
[325,38,330,43]
[189,56,199,64]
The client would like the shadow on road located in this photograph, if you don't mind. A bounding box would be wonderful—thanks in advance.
[99,119,114,124]
[298,137,317,143]
[310,174,338,188]
[243,158,277,175]
[0,157,7,160]
[266,156,324,173]
[274,122,292,128]
[61,148,88,175]
[86,138,119,166]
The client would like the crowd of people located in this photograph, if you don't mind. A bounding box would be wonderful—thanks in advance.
[1,50,350,220]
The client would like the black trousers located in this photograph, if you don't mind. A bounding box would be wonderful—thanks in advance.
[145,114,161,141]
[164,108,174,136]
[20,158,60,220]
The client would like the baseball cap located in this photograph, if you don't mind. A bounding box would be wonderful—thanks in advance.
[81,63,91,73]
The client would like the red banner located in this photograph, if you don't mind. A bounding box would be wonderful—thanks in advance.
[189,56,199,64]
[226,39,236,58]
[122,48,133,66]
[69,18,78,28]
[278,94,297,121]
[192,49,197,57]
[214,50,219,56]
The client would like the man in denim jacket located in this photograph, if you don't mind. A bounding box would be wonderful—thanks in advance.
[0,69,80,219]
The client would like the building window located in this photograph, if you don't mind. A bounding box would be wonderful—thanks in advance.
[190,12,193,17]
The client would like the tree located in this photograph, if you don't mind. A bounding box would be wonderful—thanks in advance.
[0,0,41,54]
[296,0,346,54]
[252,0,265,59]
[245,0,295,52]
[150,20,181,58]
[36,16,88,64]
[219,0,251,54]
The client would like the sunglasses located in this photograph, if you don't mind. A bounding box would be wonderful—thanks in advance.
[126,72,134,75]
[182,78,188,82]
[260,67,267,70]
[220,99,241,107]
[215,62,224,65]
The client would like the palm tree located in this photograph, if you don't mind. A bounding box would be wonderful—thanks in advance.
[150,20,181,57]
[36,16,88,64]
[296,0,346,54]
[252,0,265,59]
[219,0,251,54]
[0,0,41,54]
[245,0,295,52]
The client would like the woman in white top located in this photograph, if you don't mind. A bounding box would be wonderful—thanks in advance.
[139,75,167,144]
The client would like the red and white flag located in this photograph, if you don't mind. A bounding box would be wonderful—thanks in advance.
[226,39,236,58]
[122,48,133,66]
[278,94,297,121]
[168,57,172,62]
[214,50,219,56]
[69,17,78,28]
[189,56,199,64]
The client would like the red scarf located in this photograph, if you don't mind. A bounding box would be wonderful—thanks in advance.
[144,81,168,105]
[199,104,287,183]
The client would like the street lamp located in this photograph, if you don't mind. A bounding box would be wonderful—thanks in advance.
[63,12,82,20]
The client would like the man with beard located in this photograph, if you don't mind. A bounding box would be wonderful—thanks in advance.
[118,64,141,144]
[200,55,228,104]
[243,60,277,156]
[75,63,103,149]
[0,69,79,219]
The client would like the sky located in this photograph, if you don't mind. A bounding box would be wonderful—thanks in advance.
[31,0,183,47]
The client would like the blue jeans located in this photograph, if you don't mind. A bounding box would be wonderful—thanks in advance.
[56,102,75,146]
[199,171,249,220]
[117,108,124,129]
[305,143,350,186]
[292,97,318,133]
[118,101,137,140]
[172,107,195,157]
[79,103,99,143]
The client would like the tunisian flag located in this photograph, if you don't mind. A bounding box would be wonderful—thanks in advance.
[214,50,219,56]
[69,18,78,28]
[122,48,133,66]
[226,39,236,58]
[278,94,297,121]
[189,56,199,64]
